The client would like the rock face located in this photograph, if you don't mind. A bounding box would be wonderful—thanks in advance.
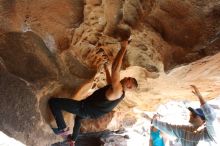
[0,32,58,84]
[0,63,52,145]
[0,0,220,145]
[119,53,220,112]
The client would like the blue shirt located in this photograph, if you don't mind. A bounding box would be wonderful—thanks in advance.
[150,129,165,146]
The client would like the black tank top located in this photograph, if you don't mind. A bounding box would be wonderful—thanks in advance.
[83,85,125,113]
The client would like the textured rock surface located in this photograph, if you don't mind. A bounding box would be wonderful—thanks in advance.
[127,53,220,111]
[0,66,58,145]
[0,0,220,145]
[0,31,58,84]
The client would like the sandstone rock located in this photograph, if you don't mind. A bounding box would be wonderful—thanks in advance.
[0,31,59,86]
[0,70,56,146]
[0,0,220,145]
[146,0,205,48]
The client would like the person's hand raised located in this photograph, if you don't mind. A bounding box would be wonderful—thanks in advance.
[141,113,152,121]
[190,85,206,105]
[152,114,160,120]
[190,85,202,98]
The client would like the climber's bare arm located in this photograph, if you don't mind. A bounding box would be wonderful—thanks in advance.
[104,63,111,84]
[107,41,128,99]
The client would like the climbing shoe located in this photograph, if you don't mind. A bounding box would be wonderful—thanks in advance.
[52,127,70,136]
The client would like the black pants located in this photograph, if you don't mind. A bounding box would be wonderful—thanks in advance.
[49,97,90,141]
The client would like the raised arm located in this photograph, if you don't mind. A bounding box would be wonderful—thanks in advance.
[111,41,128,93]
[190,85,216,121]
[142,113,190,139]
[190,85,206,105]
[191,85,217,141]
[104,63,111,84]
